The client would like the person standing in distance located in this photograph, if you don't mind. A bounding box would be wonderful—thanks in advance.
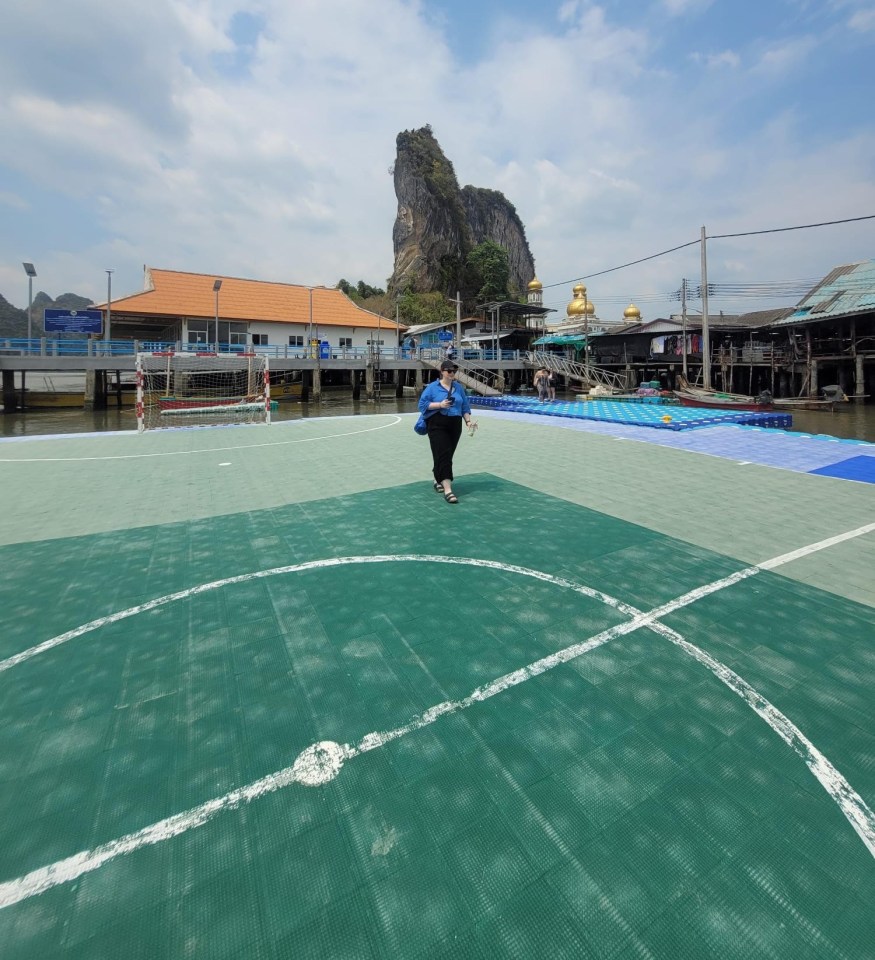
[418,360,476,504]
[534,367,549,403]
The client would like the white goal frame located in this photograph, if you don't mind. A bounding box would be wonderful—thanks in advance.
[136,352,272,432]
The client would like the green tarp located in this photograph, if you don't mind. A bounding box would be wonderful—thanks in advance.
[532,334,587,345]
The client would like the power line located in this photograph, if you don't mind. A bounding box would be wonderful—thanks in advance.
[542,214,875,291]
[710,213,875,240]
[541,239,700,289]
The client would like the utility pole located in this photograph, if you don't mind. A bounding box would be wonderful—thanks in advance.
[447,291,462,353]
[583,288,589,371]
[700,225,711,389]
[681,278,688,379]
[105,269,114,342]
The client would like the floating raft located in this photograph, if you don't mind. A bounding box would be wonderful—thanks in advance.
[159,400,279,416]
[471,396,792,431]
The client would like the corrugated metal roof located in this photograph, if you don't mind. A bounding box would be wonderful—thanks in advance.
[99,268,405,331]
[770,258,875,327]
[404,321,457,336]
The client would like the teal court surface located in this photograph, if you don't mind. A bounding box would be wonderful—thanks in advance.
[0,412,873,959]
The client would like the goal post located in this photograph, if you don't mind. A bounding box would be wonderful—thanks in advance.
[136,352,272,432]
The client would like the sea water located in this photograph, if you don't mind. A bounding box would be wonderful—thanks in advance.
[2,395,874,443]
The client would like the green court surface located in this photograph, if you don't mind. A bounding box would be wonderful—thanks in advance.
[0,415,873,959]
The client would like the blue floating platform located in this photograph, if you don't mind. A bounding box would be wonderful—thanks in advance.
[471,396,792,431]
[809,454,875,484]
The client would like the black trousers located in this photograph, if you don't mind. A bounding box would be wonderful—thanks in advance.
[427,414,463,482]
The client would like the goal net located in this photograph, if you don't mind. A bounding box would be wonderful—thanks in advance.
[136,353,272,432]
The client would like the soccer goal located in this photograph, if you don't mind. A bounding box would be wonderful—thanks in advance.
[136,353,272,432]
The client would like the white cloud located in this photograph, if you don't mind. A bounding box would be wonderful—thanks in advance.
[848,7,875,31]
[751,36,818,75]
[660,0,714,15]
[690,50,741,68]
[0,192,29,211]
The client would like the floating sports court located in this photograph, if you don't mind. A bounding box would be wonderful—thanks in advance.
[0,410,873,958]
[471,395,793,431]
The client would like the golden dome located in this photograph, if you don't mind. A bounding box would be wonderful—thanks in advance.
[624,303,641,320]
[527,277,542,291]
[567,283,595,317]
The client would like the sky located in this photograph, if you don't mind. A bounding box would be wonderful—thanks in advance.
[2,0,875,323]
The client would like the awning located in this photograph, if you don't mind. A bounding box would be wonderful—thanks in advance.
[461,331,514,343]
[532,334,587,345]
[403,321,458,337]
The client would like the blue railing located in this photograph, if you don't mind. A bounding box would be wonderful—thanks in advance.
[1,338,526,363]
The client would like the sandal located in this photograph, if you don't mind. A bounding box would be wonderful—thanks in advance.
[433,481,444,492]
[444,492,458,504]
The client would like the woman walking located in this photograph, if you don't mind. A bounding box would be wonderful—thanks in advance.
[418,360,477,504]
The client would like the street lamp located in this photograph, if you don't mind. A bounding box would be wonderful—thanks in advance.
[307,287,314,357]
[22,262,36,342]
[212,279,222,352]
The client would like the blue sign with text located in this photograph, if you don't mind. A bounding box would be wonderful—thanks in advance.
[43,309,103,334]
[437,329,454,341]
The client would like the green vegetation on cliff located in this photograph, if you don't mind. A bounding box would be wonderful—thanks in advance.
[465,240,510,304]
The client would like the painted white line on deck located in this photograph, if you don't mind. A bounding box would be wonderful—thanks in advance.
[2,527,874,908]
[0,556,640,674]
[757,521,875,570]
[0,416,402,463]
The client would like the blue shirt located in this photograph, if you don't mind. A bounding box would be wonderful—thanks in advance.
[419,379,472,419]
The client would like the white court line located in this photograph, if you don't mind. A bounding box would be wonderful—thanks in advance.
[0,557,639,674]
[0,415,402,462]
[1,524,874,908]
[758,521,875,570]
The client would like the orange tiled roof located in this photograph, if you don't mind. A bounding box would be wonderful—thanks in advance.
[105,268,404,330]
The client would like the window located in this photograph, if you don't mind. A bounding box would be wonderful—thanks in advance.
[338,337,352,348]
[188,319,209,345]
[288,335,304,347]
[252,334,268,346]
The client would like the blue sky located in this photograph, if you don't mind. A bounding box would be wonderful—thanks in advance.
[1,0,874,322]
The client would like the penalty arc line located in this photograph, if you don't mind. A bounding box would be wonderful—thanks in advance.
[1,524,874,908]
[0,415,402,463]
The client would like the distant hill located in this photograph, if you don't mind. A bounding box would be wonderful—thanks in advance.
[0,291,93,337]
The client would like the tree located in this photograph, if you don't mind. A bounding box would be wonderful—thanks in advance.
[465,240,510,305]
[397,290,454,326]
[336,279,385,302]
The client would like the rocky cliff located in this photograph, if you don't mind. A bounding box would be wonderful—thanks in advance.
[0,291,92,337]
[461,186,534,298]
[389,126,535,300]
